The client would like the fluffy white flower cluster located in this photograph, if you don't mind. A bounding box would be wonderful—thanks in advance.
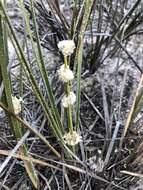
[61,92,76,108]
[58,40,75,56]
[58,64,74,82]
[63,131,82,146]
[12,96,21,114]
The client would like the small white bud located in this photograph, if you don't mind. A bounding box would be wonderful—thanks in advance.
[58,64,74,82]
[61,92,76,108]
[57,40,75,56]
[63,131,82,146]
[12,96,21,114]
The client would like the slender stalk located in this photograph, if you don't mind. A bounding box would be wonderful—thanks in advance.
[64,56,73,133]
[75,0,95,130]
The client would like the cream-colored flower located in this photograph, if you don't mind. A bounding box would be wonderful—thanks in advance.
[63,131,82,146]
[12,96,21,114]
[58,64,74,82]
[57,40,75,56]
[61,92,76,108]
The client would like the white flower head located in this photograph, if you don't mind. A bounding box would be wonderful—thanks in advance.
[58,64,74,82]
[12,96,21,114]
[63,131,82,146]
[58,40,75,56]
[61,92,76,108]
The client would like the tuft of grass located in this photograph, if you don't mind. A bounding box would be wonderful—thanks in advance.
[0,0,143,189]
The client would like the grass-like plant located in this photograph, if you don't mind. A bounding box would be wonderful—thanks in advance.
[0,0,143,189]
[0,0,94,181]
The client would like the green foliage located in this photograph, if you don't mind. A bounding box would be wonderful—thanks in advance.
[0,5,38,188]
[0,0,143,188]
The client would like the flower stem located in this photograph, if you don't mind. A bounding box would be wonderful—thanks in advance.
[64,56,73,133]
[64,56,68,67]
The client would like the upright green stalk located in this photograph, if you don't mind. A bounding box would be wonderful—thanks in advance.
[0,6,39,189]
[75,0,94,130]
[64,56,73,133]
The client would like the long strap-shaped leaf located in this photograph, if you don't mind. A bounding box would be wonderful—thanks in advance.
[75,0,95,130]
[0,8,38,188]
